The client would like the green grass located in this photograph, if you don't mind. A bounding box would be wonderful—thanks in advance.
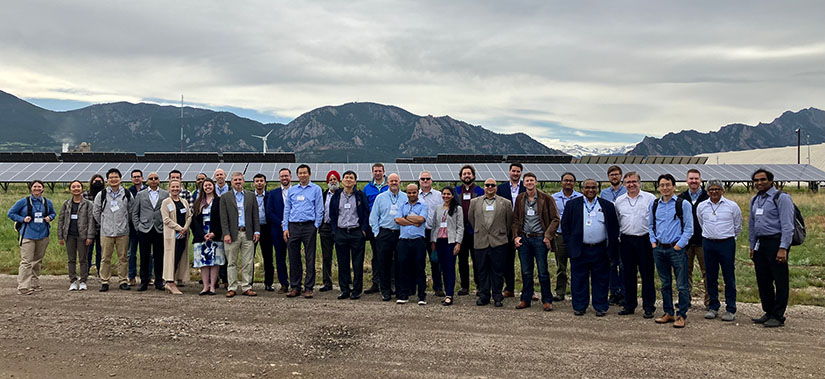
[2,183,823,305]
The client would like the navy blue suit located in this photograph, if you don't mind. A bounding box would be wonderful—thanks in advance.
[265,188,289,288]
[561,197,620,313]
[496,181,526,293]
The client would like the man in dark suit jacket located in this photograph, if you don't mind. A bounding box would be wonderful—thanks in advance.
[329,170,371,299]
[251,173,274,291]
[318,170,341,292]
[265,168,292,293]
[220,172,260,297]
[130,172,166,291]
[496,163,527,297]
[561,178,620,317]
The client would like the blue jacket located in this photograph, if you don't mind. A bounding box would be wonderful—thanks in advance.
[265,187,286,233]
[8,195,56,240]
[496,181,526,202]
[328,188,370,234]
[364,180,389,211]
[561,196,619,260]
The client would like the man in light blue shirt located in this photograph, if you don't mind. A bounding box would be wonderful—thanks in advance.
[395,184,429,305]
[649,173,693,328]
[600,165,627,306]
[551,172,582,301]
[282,164,323,298]
[368,173,402,301]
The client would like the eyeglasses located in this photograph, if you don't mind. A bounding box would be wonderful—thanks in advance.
[484,184,496,188]
[419,177,431,181]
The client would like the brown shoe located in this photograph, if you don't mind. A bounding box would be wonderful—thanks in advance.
[673,316,686,328]
[226,290,237,298]
[543,302,553,312]
[303,290,314,298]
[243,289,257,297]
[502,290,515,298]
[515,301,530,309]
[286,289,300,297]
[655,314,675,324]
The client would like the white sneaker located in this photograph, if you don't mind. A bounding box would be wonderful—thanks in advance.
[396,299,408,304]
[78,282,87,291]
[69,282,79,291]
[418,300,427,306]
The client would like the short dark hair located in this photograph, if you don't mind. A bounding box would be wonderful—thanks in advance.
[372,162,385,170]
[168,169,182,179]
[106,168,122,179]
[509,163,523,171]
[459,164,476,178]
[253,173,267,181]
[687,168,701,177]
[296,164,311,175]
[657,174,676,186]
[69,179,83,189]
[561,172,576,182]
[279,167,291,175]
[523,172,537,181]
[130,169,143,177]
[30,180,45,189]
[751,168,774,182]
[342,170,357,180]
[607,165,622,175]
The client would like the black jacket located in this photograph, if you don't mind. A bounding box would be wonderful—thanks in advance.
[191,198,222,244]
[328,188,370,234]
[678,189,709,247]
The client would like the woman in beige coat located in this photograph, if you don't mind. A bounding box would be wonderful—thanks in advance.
[161,180,192,295]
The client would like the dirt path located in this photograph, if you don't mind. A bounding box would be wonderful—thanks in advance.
[1,274,823,378]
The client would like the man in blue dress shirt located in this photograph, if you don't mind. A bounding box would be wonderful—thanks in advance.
[649,173,694,328]
[282,164,324,298]
[551,172,582,301]
[749,169,795,328]
[395,184,429,305]
[369,173,402,301]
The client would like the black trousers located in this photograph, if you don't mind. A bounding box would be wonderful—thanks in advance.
[367,232,380,288]
[753,235,789,322]
[138,229,164,284]
[620,234,656,313]
[397,237,427,301]
[376,228,400,297]
[319,223,335,288]
[425,229,443,291]
[252,223,274,287]
[287,222,318,291]
[335,227,365,296]
[272,225,289,288]
[475,244,506,302]
[457,227,478,291]
[504,238,516,292]
[173,237,186,277]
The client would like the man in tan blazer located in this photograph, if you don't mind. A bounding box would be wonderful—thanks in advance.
[220,172,261,297]
[467,178,513,307]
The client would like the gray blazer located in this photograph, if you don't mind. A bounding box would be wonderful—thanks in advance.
[467,195,513,249]
[219,189,260,241]
[131,189,169,233]
[430,205,464,244]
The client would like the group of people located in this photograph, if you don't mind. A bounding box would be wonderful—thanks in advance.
[8,162,796,328]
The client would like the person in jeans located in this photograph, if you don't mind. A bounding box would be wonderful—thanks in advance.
[58,180,96,291]
[93,168,134,292]
[83,174,105,276]
[649,174,694,328]
[8,180,56,295]
[431,187,463,306]
[696,179,742,322]
[512,172,560,312]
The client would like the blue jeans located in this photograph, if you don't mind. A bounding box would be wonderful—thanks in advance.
[653,246,690,318]
[518,236,553,303]
[435,238,457,297]
[703,238,737,314]
[570,244,610,312]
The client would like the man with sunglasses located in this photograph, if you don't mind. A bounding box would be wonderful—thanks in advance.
[467,178,513,307]
[749,169,794,327]
[418,171,445,297]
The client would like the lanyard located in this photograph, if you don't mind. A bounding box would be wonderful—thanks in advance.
[585,199,597,214]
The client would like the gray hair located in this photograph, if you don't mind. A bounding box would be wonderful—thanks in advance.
[706,179,723,190]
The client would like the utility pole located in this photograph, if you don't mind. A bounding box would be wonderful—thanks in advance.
[180,95,184,153]
[796,128,800,188]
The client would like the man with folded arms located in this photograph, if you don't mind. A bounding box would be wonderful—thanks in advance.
[696,179,742,322]
[512,172,560,311]
[282,164,323,299]
[395,184,429,305]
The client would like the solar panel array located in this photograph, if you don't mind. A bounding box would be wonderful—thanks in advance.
[0,162,822,183]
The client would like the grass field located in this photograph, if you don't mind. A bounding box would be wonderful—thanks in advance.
[2,182,822,305]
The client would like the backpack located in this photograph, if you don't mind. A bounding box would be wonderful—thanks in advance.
[98,188,132,210]
[14,196,48,246]
[750,192,806,246]
[651,197,684,235]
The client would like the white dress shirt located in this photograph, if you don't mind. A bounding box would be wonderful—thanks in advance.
[696,196,742,240]
[614,191,657,236]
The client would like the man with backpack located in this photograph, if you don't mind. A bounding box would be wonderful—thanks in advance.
[649,174,694,328]
[749,168,796,328]
[93,168,134,292]
[7,180,56,295]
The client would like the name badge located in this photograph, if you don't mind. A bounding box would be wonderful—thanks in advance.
[71,214,79,220]
[440,222,448,228]
[167,204,175,212]
[485,204,494,211]
[34,212,43,218]
[344,203,352,209]
[179,208,187,214]
[391,204,398,210]
[755,208,764,215]
[34,212,44,223]
[585,218,592,227]
[708,214,718,222]
[203,208,210,215]
[589,211,597,217]
[110,203,120,212]
[203,216,211,223]
[527,209,536,216]
[463,193,471,200]
[389,210,397,216]
[297,195,305,201]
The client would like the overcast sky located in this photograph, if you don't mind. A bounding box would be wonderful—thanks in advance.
[2,1,823,148]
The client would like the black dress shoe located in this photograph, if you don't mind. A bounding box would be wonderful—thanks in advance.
[337,293,350,300]
[457,288,470,296]
[99,284,109,292]
[350,294,361,300]
[618,308,634,316]
[595,310,607,317]
[476,298,490,306]
[137,283,149,292]
[364,285,380,294]
[643,311,654,319]
[119,283,130,290]
[199,290,209,296]
[320,286,333,292]
[574,309,585,316]
[552,294,565,301]
[751,314,770,324]
[155,284,165,291]
[494,300,503,307]
[265,286,275,292]
[381,295,392,301]
[764,318,784,328]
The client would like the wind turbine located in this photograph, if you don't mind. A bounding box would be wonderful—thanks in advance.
[252,129,274,153]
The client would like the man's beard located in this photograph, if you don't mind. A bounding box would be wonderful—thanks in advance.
[328,183,340,192]
[462,177,474,185]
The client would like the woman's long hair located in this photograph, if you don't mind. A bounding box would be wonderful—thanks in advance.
[195,178,215,216]
[442,187,459,216]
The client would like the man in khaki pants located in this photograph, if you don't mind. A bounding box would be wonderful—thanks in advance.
[7,180,56,295]
[220,172,260,297]
[93,168,134,292]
